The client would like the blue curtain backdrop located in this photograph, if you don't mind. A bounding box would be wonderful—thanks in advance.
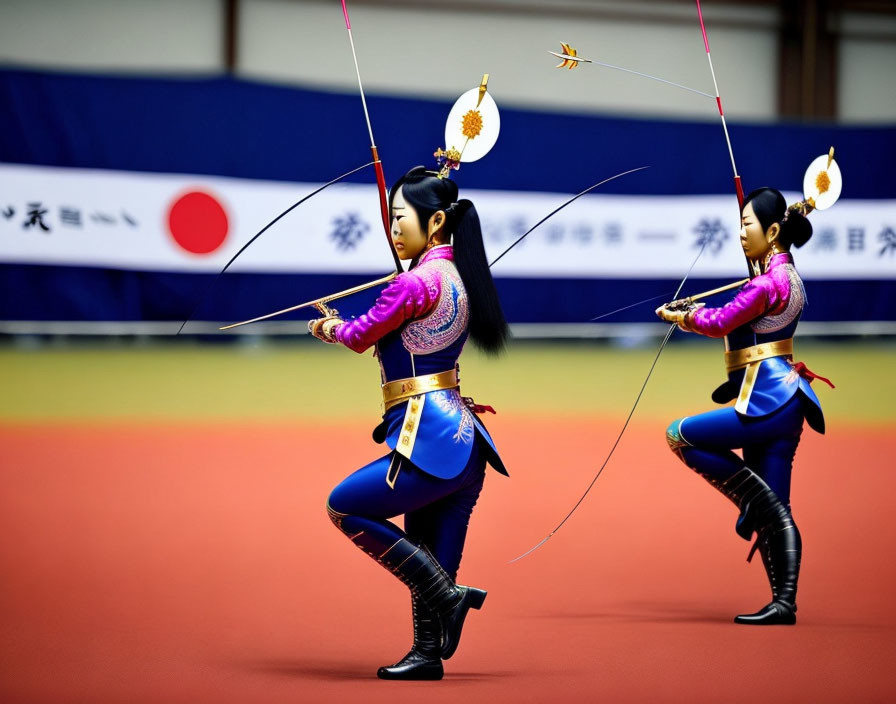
[1,68,894,324]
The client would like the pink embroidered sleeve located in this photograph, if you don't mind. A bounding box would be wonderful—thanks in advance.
[332,272,438,353]
[689,275,783,338]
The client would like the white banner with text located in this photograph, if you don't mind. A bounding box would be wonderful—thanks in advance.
[2,163,894,279]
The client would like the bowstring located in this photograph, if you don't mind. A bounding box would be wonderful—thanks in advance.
[589,292,675,322]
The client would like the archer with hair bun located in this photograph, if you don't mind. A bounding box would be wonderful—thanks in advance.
[655,152,842,626]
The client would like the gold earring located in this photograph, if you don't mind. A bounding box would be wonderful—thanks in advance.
[763,243,780,271]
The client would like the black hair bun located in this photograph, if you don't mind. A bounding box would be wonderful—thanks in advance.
[781,211,813,248]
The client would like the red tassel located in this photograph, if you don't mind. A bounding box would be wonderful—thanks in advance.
[791,361,835,389]
[462,396,496,415]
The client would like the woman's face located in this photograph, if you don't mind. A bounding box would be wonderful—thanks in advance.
[739,201,777,260]
[391,187,429,260]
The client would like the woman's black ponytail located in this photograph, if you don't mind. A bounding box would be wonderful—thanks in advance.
[391,167,509,354]
[451,199,509,354]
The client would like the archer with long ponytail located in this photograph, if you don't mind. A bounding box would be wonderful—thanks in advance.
[307,165,509,680]
[396,166,508,354]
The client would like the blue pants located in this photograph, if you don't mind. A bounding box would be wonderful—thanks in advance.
[327,439,486,580]
[668,394,805,506]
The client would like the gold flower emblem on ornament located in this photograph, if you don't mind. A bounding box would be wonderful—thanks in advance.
[815,170,831,194]
[461,109,483,139]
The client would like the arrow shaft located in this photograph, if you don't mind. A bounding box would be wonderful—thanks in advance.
[224,166,649,332]
[591,58,713,99]
[685,277,750,303]
[220,272,398,331]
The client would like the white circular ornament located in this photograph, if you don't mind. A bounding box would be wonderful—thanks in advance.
[443,87,500,163]
[802,153,842,210]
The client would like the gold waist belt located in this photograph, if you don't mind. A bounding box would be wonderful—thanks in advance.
[725,338,793,373]
[382,369,459,411]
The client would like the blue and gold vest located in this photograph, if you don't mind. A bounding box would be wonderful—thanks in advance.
[713,258,824,433]
[374,248,507,479]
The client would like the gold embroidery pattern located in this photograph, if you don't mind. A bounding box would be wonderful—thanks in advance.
[402,259,469,354]
[752,265,805,333]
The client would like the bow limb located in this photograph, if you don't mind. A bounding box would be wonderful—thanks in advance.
[510,13,752,556]
[176,160,375,335]
[510,323,677,562]
[340,0,403,274]
[510,8,755,557]
[695,0,756,277]
[508,240,710,563]
[222,167,650,332]
[488,166,650,268]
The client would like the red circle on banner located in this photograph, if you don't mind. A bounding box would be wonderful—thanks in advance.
[167,191,229,255]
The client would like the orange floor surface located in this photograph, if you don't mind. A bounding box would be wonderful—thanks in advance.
[2,416,894,703]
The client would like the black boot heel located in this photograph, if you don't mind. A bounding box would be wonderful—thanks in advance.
[726,475,802,626]
[440,586,487,660]
[339,532,489,665]
[690,468,802,625]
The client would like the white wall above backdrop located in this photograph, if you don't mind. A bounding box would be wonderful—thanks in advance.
[2,0,895,122]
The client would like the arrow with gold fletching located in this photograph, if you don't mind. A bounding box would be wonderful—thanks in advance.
[548,42,593,69]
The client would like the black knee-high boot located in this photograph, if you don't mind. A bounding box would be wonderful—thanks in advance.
[734,501,801,625]
[328,505,487,664]
[368,536,486,660]
[705,468,801,624]
[377,595,443,680]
